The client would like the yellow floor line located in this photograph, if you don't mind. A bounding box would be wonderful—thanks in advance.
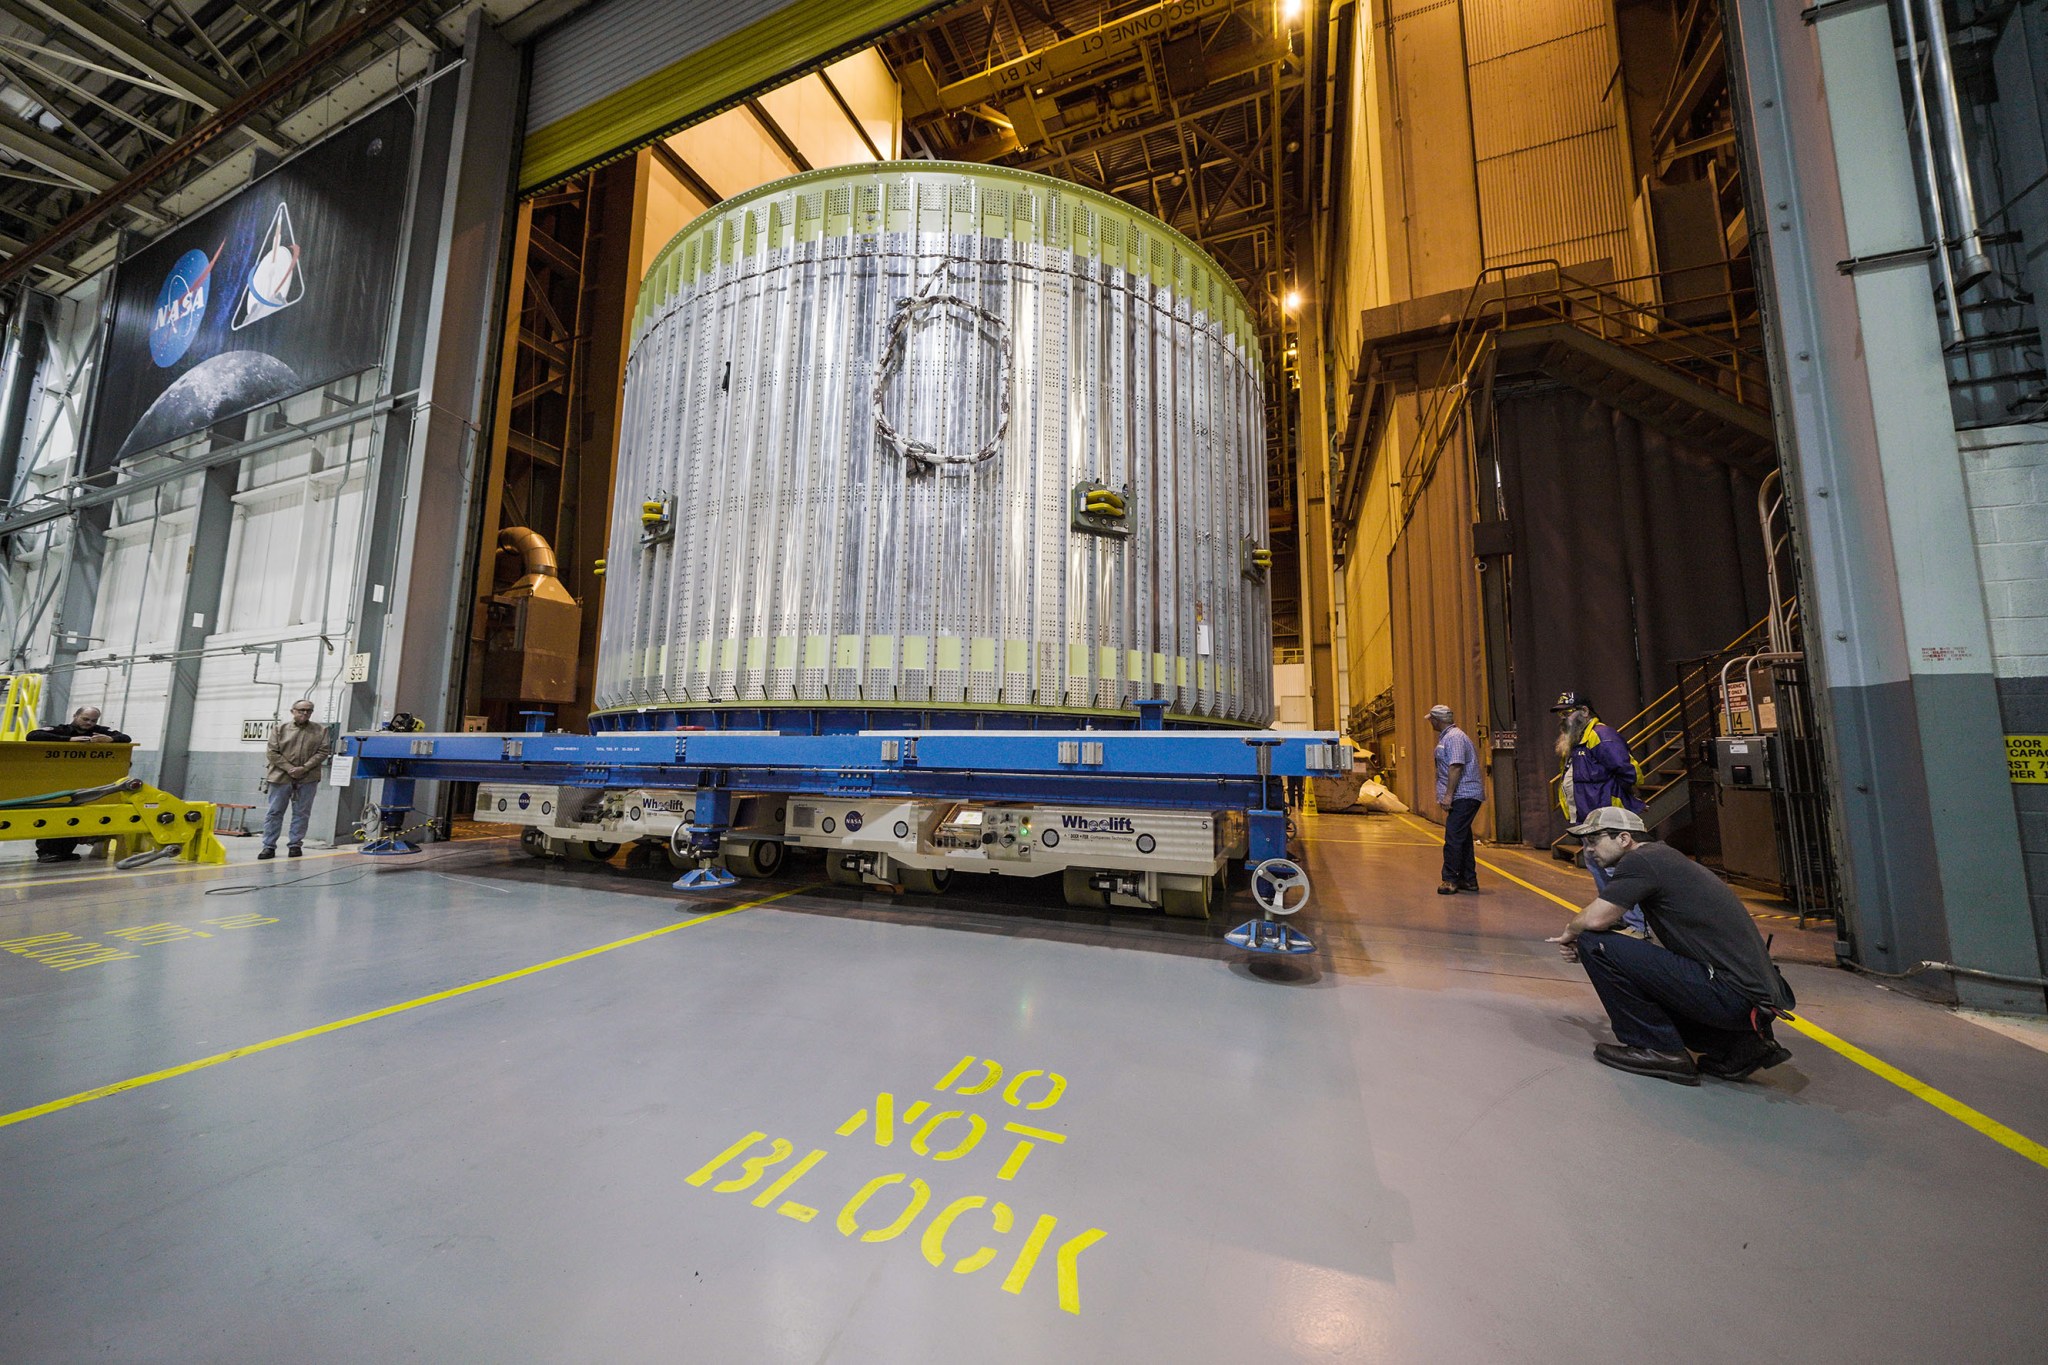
[0,884,812,1132]
[0,846,351,894]
[1393,817,1819,926]
[1395,815,2048,1172]
[1394,814,1588,909]
[0,839,518,897]
[1777,1014,2048,1169]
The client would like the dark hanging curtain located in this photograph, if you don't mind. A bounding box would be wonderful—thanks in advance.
[1495,384,1771,844]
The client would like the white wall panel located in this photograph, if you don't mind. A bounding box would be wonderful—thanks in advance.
[221,489,306,634]
[527,0,789,131]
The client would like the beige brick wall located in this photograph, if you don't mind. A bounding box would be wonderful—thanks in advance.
[1962,424,2048,678]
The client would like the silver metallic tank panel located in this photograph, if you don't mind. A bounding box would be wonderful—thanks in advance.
[597,162,1271,724]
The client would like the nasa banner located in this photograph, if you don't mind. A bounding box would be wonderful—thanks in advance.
[88,100,414,473]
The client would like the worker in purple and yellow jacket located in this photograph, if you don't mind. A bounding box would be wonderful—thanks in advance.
[1553,691,1648,936]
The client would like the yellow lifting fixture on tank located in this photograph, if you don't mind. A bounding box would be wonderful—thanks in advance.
[0,736,227,867]
[1071,479,1132,540]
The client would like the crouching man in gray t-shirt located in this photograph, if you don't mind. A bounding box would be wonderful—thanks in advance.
[1547,807,1794,1085]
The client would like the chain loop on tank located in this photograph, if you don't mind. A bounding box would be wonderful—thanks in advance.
[870,258,1014,469]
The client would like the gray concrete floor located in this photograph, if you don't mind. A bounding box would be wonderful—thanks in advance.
[2,815,2045,1362]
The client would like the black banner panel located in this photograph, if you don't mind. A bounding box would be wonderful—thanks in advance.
[89,101,415,472]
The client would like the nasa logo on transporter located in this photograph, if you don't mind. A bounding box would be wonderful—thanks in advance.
[149,244,223,367]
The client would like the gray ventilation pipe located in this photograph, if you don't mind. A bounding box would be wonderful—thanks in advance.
[1896,0,1967,336]
[1917,0,1996,289]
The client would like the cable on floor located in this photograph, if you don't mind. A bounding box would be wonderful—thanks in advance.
[205,867,382,896]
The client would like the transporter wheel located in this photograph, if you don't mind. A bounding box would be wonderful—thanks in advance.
[567,840,619,864]
[826,854,866,887]
[519,828,553,860]
[896,866,952,896]
[1061,867,1109,908]
[1163,879,1220,925]
[723,840,785,880]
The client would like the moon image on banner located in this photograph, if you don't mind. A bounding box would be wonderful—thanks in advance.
[231,202,303,331]
[115,351,300,461]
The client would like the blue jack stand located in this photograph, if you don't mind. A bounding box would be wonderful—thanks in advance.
[673,864,738,891]
[361,778,424,855]
[1229,857,1314,954]
[1226,919,1316,953]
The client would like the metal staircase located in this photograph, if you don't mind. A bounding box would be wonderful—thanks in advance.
[1547,606,1788,844]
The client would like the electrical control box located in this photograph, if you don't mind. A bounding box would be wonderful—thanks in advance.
[1714,735,1775,789]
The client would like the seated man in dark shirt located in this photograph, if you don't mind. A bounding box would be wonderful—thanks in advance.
[25,705,133,863]
[1547,806,1794,1085]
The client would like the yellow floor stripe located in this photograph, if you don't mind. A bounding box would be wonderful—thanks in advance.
[0,847,352,894]
[1778,1014,2048,1169]
[1394,815,2048,1171]
[0,884,812,1131]
[1392,814,1587,912]
[0,839,521,899]
[1474,836,1823,927]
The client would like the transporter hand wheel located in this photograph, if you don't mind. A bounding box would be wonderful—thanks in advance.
[1250,858,1311,916]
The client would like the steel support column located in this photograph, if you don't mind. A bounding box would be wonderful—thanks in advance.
[337,14,521,842]
[37,500,106,726]
[0,296,49,503]
[1727,0,2044,1010]
[1295,259,1339,730]
[153,450,237,795]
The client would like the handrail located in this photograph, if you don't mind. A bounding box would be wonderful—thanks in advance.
[1394,260,1768,531]
[1544,600,1792,810]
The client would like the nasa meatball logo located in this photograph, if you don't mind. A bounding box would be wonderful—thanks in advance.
[149,244,222,367]
[231,202,304,331]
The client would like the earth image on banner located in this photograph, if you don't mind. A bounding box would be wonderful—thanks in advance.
[149,244,220,367]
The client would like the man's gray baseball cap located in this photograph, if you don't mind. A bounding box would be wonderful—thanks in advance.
[1567,806,1646,837]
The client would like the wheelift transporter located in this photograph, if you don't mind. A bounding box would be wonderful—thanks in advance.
[347,164,1339,928]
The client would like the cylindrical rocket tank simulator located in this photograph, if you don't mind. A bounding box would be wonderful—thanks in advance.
[596,162,1271,731]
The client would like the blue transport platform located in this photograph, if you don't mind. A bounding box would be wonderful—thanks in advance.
[344,713,1347,914]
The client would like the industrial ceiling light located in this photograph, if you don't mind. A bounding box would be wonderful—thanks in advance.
[1282,0,1303,24]
[1283,289,1302,312]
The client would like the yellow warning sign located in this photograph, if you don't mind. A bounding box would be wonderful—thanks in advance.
[2008,735,2048,783]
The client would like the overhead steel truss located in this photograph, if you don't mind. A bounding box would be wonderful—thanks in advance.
[0,0,566,297]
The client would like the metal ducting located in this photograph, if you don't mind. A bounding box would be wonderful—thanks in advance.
[485,526,582,703]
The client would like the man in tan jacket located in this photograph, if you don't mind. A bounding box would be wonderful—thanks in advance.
[261,699,332,859]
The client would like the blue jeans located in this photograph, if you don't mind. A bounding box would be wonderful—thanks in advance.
[263,780,319,850]
[1575,930,1768,1057]
[1442,797,1482,886]
[1588,857,1649,936]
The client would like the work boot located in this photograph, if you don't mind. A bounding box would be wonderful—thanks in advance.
[1436,880,1459,895]
[1593,1042,1701,1086]
[36,852,81,864]
[287,845,303,858]
[257,847,276,861]
[1698,1041,1793,1080]
[1458,881,1480,893]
